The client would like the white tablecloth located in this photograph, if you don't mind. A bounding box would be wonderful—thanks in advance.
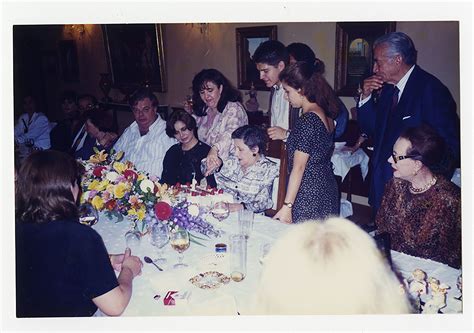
[93,212,462,315]
[331,145,369,182]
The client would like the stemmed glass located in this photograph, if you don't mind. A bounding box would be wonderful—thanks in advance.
[169,228,190,268]
[149,222,169,264]
[78,203,99,226]
[211,201,230,236]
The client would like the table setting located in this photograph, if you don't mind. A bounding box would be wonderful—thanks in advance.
[79,149,462,316]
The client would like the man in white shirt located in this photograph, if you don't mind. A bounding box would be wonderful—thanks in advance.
[253,40,298,142]
[113,88,176,177]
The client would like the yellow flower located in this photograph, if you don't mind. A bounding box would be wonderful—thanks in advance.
[113,162,126,174]
[96,180,109,191]
[106,184,114,193]
[91,195,104,210]
[114,182,128,199]
[114,151,124,161]
[88,180,100,191]
[136,207,146,221]
[137,174,146,181]
[88,150,108,164]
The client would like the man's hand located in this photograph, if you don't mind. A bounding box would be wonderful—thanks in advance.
[121,248,143,277]
[267,126,288,141]
[273,205,292,224]
[361,74,384,99]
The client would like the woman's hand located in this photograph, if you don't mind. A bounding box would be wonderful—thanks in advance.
[205,146,221,176]
[267,126,288,141]
[228,203,244,212]
[109,253,125,272]
[273,205,292,224]
[99,132,118,148]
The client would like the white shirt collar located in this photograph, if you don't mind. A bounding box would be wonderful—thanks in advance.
[395,65,415,98]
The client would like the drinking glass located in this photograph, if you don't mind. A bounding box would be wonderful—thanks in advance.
[170,228,190,268]
[238,209,254,239]
[124,229,142,253]
[229,234,247,282]
[149,222,169,264]
[78,203,99,226]
[211,201,230,222]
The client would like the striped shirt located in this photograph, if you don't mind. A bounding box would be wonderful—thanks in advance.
[215,155,279,213]
[113,117,177,178]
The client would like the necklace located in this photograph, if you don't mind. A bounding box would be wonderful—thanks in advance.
[409,176,437,194]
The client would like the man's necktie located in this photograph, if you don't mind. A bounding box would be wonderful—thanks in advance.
[391,86,400,113]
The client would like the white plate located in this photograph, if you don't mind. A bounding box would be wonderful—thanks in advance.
[189,271,230,289]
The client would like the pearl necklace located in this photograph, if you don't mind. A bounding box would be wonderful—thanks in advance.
[409,176,437,194]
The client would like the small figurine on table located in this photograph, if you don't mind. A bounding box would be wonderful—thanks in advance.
[245,82,259,112]
[422,277,449,314]
[406,269,427,312]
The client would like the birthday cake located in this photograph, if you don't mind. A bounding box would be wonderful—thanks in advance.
[172,183,234,207]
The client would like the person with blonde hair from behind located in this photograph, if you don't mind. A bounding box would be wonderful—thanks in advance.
[254,217,412,315]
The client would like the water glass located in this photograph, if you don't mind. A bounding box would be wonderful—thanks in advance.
[229,234,247,282]
[238,209,254,239]
[78,203,99,226]
[125,229,142,253]
[149,222,169,264]
[170,228,190,268]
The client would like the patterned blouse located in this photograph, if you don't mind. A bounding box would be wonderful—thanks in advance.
[215,155,279,213]
[376,176,461,268]
[195,101,248,160]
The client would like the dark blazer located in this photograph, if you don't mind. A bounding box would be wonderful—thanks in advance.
[357,65,460,212]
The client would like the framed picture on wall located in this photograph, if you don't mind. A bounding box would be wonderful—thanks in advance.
[334,22,396,97]
[236,25,277,91]
[58,40,79,82]
[102,24,166,92]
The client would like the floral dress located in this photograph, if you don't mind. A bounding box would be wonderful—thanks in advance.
[195,101,248,160]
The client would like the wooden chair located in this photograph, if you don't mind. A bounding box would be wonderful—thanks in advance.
[265,139,288,217]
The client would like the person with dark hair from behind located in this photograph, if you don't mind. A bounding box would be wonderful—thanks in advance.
[214,125,279,213]
[286,42,349,140]
[15,150,143,317]
[273,62,340,224]
[161,110,217,187]
[376,124,461,268]
[50,90,81,152]
[253,40,298,142]
[189,68,248,175]
[357,32,460,218]
[74,108,119,160]
[113,87,177,177]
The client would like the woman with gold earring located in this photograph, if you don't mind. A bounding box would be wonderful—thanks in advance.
[376,124,461,268]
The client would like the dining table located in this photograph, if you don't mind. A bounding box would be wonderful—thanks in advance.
[92,210,463,316]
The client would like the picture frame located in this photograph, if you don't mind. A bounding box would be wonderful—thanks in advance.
[334,22,396,97]
[58,40,79,82]
[236,25,277,91]
[102,24,166,92]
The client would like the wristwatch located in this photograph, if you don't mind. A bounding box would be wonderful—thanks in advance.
[283,202,293,209]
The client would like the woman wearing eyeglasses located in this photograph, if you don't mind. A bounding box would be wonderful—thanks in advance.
[375,124,461,268]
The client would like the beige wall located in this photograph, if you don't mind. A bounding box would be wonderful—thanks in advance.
[68,21,460,128]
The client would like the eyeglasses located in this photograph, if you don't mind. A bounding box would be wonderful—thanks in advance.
[391,152,419,163]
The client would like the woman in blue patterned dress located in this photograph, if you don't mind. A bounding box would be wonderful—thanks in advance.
[274,62,340,223]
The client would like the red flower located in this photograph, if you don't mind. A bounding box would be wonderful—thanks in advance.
[105,199,117,210]
[93,166,107,177]
[123,169,138,181]
[154,201,172,220]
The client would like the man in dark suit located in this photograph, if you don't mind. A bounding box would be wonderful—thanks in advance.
[357,32,460,217]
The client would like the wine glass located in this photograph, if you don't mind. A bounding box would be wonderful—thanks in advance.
[211,201,230,222]
[149,222,169,264]
[124,228,142,253]
[211,201,230,237]
[78,203,99,226]
[169,228,190,268]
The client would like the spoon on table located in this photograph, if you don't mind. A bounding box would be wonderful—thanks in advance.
[143,256,163,271]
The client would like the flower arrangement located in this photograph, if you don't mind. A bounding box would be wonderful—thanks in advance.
[80,149,218,240]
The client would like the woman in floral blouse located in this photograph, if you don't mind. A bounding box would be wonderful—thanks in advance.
[214,125,279,213]
[190,68,248,174]
[376,125,461,268]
